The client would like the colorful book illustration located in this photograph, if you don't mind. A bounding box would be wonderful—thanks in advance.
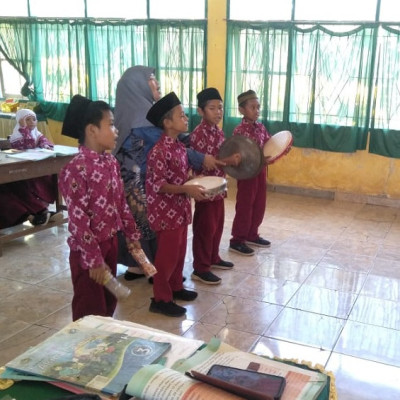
[6,322,171,396]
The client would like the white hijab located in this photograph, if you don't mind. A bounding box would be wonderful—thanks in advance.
[10,109,41,144]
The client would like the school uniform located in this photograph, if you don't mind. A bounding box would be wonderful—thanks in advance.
[146,133,191,302]
[0,113,57,229]
[59,146,140,320]
[190,119,226,273]
[230,118,271,245]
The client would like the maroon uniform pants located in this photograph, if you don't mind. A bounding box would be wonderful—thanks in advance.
[231,167,267,244]
[192,198,224,273]
[153,226,187,302]
[69,236,118,321]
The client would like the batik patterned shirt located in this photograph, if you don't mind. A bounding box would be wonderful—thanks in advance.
[146,134,191,232]
[233,118,271,148]
[59,146,140,269]
[190,119,226,201]
[10,126,53,150]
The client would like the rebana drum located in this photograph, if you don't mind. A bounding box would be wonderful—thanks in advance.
[263,130,293,163]
[184,176,227,198]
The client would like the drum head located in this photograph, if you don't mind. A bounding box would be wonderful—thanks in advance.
[263,130,293,162]
[184,176,227,197]
[184,176,226,190]
[218,136,264,180]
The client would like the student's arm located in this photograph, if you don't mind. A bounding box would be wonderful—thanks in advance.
[58,161,104,271]
[37,133,54,149]
[159,182,207,201]
[9,126,35,149]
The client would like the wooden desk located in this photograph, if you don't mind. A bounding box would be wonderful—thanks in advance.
[0,153,74,256]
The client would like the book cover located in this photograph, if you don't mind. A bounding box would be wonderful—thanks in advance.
[6,323,171,396]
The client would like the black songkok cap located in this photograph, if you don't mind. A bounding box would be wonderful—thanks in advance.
[62,94,92,139]
[146,91,181,128]
[237,90,258,107]
[197,87,222,108]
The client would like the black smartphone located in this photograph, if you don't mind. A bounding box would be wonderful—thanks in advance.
[189,364,286,400]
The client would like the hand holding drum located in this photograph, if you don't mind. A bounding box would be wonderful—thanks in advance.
[184,176,227,199]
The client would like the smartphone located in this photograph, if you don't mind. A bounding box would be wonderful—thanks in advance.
[189,364,286,400]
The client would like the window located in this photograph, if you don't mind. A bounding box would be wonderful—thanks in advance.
[229,0,292,21]
[150,0,206,19]
[0,54,26,99]
[86,0,147,19]
[1,0,28,17]
[29,0,85,18]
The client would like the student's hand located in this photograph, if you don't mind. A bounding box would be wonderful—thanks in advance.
[89,263,109,285]
[220,153,241,166]
[184,184,207,201]
[18,117,27,128]
[203,154,226,170]
[43,145,53,150]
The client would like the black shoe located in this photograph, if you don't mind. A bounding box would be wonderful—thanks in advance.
[211,259,234,270]
[229,242,255,256]
[173,289,198,301]
[28,212,50,226]
[148,276,186,284]
[149,298,186,317]
[191,271,221,285]
[124,271,145,281]
[246,237,271,248]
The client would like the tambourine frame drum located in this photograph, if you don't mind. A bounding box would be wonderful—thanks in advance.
[184,176,227,197]
[263,130,293,163]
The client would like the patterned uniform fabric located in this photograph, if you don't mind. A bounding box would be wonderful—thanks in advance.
[59,146,140,270]
[146,134,191,232]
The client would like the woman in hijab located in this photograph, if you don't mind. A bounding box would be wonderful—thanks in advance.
[113,66,224,280]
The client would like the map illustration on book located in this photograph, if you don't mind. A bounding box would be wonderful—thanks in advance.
[6,324,171,396]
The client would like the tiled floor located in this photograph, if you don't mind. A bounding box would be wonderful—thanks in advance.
[1,183,400,399]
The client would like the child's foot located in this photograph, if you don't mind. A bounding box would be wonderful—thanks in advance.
[229,242,255,256]
[192,271,221,285]
[172,288,198,301]
[48,211,64,223]
[149,298,186,317]
[211,259,234,270]
[124,271,145,281]
[246,237,271,248]
[28,212,50,226]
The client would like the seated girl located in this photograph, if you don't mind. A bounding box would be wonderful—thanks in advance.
[0,109,62,228]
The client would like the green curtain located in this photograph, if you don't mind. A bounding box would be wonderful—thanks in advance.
[0,18,206,126]
[224,21,376,153]
[369,25,400,158]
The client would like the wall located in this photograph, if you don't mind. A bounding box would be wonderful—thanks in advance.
[206,0,400,201]
[50,0,400,201]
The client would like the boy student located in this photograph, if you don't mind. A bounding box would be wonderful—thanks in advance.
[59,95,142,321]
[229,90,272,256]
[190,88,234,285]
[145,92,206,317]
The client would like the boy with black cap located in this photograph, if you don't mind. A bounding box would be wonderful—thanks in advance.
[190,88,234,285]
[146,92,206,317]
[59,95,142,321]
[229,90,272,256]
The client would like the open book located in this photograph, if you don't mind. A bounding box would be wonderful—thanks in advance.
[4,145,78,161]
[125,338,328,400]
[5,316,171,396]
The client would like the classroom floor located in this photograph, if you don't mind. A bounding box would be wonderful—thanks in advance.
[1,184,400,399]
